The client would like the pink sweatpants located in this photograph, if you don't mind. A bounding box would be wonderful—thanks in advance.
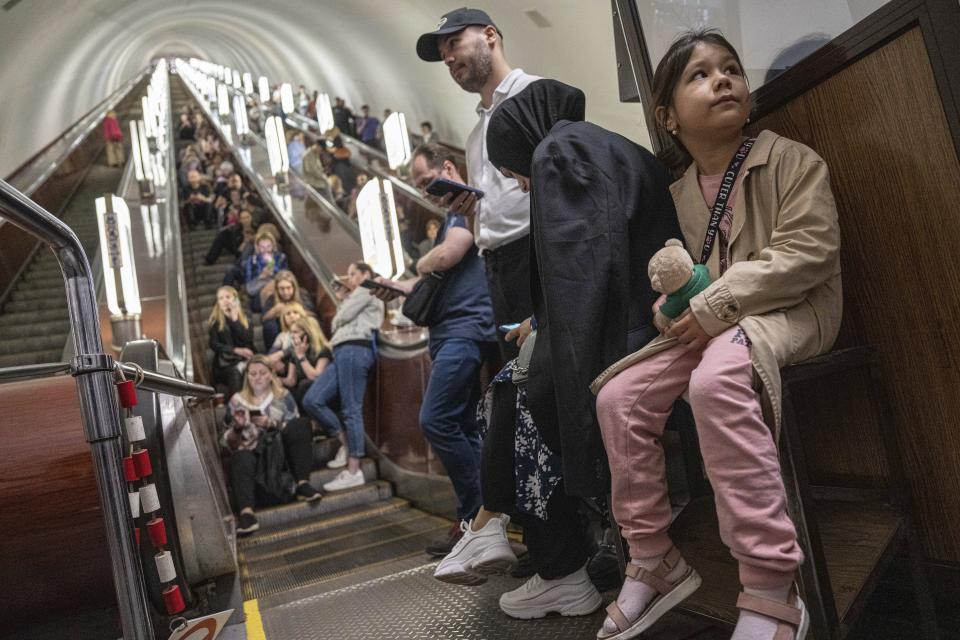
[596,326,802,590]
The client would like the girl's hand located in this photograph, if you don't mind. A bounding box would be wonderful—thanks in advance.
[665,310,710,349]
[251,413,269,428]
[294,339,308,358]
[505,318,533,346]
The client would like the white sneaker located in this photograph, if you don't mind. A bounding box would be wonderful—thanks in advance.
[327,445,347,469]
[433,514,518,586]
[322,469,364,491]
[499,564,602,619]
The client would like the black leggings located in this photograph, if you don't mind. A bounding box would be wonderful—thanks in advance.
[230,417,314,512]
[480,382,591,580]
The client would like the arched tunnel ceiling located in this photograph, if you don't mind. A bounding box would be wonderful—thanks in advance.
[0,0,651,178]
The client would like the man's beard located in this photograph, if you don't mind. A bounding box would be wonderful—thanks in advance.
[454,40,493,93]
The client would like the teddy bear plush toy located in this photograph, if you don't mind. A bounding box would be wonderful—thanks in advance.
[649,239,712,332]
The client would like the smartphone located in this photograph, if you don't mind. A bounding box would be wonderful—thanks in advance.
[498,323,522,333]
[425,178,485,200]
[248,409,264,418]
[359,279,405,294]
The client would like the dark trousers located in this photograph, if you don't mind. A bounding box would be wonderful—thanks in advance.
[230,417,314,511]
[205,227,240,265]
[483,235,533,361]
[420,337,484,521]
[184,202,213,228]
[480,380,591,579]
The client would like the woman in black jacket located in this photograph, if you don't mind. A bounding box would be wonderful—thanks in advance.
[208,285,256,395]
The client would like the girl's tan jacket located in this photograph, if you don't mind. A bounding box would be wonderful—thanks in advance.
[592,130,842,440]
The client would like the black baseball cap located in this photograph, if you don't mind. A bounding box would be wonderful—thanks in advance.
[416,7,501,62]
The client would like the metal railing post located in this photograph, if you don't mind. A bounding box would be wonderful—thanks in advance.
[0,180,154,639]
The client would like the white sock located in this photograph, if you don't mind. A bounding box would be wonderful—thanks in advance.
[601,553,687,634]
[731,584,792,640]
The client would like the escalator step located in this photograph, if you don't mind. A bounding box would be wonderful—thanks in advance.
[9,286,67,302]
[0,320,70,338]
[0,349,63,368]
[254,481,393,531]
[0,308,69,325]
[0,333,65,355]
[3,297,71,312]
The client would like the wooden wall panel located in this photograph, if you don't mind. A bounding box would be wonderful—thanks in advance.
[750,27,960,561]
[0,376,114,631]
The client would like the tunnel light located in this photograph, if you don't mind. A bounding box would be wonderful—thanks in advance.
[232,69,242,90]
[317,93,335,133]
[356,178,405,279]
[96,194,142,350]
[258,76,270,103]
[217,83,230,117]
[243,72,254,95]
[129,120,155,200]
[384,112,412,170]
[233,94,250,138]
[264,115,289,184]
[279,83,294,113]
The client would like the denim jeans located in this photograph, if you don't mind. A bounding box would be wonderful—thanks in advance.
[420,337,484,521]
[302,343,375,457]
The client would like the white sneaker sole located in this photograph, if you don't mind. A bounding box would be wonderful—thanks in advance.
[322,478,364,491]
[327,458,347,469]
[433,550,518,586]
[597,569,702,640]
[500,582,603,619]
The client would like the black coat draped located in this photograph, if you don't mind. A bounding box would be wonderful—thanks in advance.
[524,120,682,497]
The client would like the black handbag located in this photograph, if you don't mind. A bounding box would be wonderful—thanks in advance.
[401,271,446,326]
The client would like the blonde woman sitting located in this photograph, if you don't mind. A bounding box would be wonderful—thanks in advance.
[224,355,321,535]
[208,286,256,395]
[261,270,314,348]
[266,302,309,369]
[281,317,333,409]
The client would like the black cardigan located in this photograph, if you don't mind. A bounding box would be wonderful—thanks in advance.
[208,317,255,369]
[525,120,682,498]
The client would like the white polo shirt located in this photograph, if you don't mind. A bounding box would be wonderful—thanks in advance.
[466,68,541,252]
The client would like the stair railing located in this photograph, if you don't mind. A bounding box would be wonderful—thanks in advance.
[0,178,212,639]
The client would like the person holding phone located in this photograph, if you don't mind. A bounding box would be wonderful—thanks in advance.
[302,262,385,491]
[281,317,332,409]
[223,355,320,536]
[370,143,500,562]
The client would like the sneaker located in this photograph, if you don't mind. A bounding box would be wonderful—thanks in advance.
[322,468,364,491]
[425,522,464,558]
[434,515,518,586]
[236,512,259,536]
[499,564,603,619]
[327,445,347,469]
[295,482,321,502]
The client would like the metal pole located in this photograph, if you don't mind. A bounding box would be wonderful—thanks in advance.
[0,180,154,639]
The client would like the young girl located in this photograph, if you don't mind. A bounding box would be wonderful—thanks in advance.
[222,356,320,535]
[593,30,841,640]
[266,301,310,369]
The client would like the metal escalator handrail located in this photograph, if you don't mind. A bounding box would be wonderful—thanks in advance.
[281,110,447,220]
[0,358,215,398]
[0,178,154,639]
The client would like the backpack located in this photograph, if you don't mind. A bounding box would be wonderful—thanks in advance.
[254,428,295,505]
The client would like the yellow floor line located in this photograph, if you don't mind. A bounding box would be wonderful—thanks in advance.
[243,598,267,640]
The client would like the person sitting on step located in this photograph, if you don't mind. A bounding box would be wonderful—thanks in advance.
[223,355,321,536]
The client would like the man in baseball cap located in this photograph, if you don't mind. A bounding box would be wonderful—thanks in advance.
[415,8,603,624]
[416,7,501,62]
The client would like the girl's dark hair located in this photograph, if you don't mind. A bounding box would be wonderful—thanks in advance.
[651,29,747,168]
[352,261,373,275]
[651,29,745,129]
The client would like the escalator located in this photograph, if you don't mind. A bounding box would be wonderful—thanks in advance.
[169,72,457,619]
[0,90,143,366]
